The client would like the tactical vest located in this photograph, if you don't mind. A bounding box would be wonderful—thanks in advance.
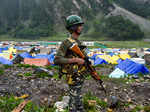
[60,37,88,80]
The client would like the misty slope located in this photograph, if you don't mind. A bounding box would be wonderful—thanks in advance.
[0,0,113,27]
[0,0,149,39]
[107,4,150,32]
[114,0,150,19]
[0,0,114,37]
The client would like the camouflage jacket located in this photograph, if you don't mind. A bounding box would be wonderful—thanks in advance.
[54,37,89,76]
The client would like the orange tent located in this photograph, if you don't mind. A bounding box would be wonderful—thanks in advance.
[24,58,50,66]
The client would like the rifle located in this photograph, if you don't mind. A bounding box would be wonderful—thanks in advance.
[70,43,106,93]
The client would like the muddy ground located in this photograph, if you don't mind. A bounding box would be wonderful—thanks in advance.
[0,64,150,112]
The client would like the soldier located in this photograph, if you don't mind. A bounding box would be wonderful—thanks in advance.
[54,15,87,112]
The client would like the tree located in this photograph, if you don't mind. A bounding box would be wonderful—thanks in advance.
[103,16,144,40]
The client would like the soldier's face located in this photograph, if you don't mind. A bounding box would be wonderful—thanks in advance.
[77,24,83,34]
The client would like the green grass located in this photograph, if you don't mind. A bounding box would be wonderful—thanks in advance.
[0,69,4,75]
[0,93,107,112]
[0,93,149,112]
[144,106,150,112]
[0,95,46,112]
[0,35,149,48]
[129,105,150,112]
[45,65,59,70]
[24,72,32,77]
[102,41,150,48]
[0,35,35,41]
[36,72,51,78]
[83,91,107,112]
[17,64,38,68]
[2,65,12,69]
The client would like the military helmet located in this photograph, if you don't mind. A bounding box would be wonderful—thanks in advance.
[66,15,84,29]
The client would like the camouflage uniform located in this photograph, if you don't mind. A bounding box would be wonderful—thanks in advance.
[54,37,88,112]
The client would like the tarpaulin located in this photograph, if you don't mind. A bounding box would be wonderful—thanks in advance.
[90,54,103,60]
[24,58,50,66]
[94,57,108,65]
[34,53,55,65]
[109,68,126,78]
[14,46,23,50]
[0,47,8,52]
[48,53,55,65]
[98,55,119,64]
[116,58,149,75]
[0,53,11,59]
[19,52,33,58]
[108,52,115,56]
[34,54,49,59]
[0,49,2,53]
[119,53,130,60]
[0,56,13,65]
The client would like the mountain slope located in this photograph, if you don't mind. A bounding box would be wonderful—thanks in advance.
[107,4,150,32]
[0,0,149,40]
[0,0,114,38]
[114,0,150,19]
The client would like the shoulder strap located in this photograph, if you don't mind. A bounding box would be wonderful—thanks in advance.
[67,37,76,43]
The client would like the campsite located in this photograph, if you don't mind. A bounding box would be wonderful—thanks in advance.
[0,41,150,112]
[0,0,150,111]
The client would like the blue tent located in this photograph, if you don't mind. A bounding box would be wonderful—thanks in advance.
[0,47,9,53]
[90,54,103,61]
[19,52,33,58]
[0,49,2,53]
[94,57,108,65]
[109,68,126,78]
[2,47,9,50]
[108,52,115,56]
[48,53,55,65]
[116,58,149,75]
[19,52,55,65]
[14,46,23,50]
[117,59,123,64]
[34,54,49,59]
[0,57,13,65]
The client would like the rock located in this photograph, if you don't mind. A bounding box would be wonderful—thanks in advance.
[129,105,136,109]
[34,67,54,77]
[88,100,97,106]
[135,79,140,82]
[0,64,150,111]
[107,108,113,112]
[113,87,118,90]
[127,98,132,103]
[54,96,70,111]
[108,96,119,109]
[104,98,108,102]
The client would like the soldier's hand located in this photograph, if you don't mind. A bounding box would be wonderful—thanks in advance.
[76,58,85,65]
[69,58,85,65]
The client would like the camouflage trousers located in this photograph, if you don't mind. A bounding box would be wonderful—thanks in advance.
[69,82,85,112]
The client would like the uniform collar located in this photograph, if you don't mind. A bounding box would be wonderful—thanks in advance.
[71,36,78,41]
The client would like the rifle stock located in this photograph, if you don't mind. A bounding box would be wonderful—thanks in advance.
[70,43,85,59]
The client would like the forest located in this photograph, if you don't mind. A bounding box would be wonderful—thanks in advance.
[0,0,149,40]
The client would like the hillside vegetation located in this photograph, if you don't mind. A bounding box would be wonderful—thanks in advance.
[114,0,150,19]
[0,0,149,40]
